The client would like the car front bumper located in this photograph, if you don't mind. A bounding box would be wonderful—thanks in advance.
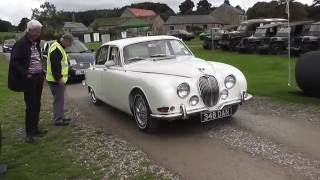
[150,92,253,120]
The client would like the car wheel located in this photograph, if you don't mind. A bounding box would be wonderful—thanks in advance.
[89,87,101,105]
[132,92,159,133]
[271,43,282,55]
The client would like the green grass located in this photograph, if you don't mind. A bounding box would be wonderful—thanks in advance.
[0,32,19,44]
[187,41,320,105]
[86,42,102,51]
[0,54,98,179]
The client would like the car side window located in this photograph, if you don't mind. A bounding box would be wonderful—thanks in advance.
[96,45,109,65]
[108,46,121,67]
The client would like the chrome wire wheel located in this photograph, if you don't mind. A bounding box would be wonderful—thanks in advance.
[90,88,100,105]
[134,95,148,129]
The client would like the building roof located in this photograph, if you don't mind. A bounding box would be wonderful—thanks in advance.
[128,8,156,17]
[63,22,89,33]
[103,35,179,48]
[90,16,157,31]
[213,3,245,15]
[165,15,225,25]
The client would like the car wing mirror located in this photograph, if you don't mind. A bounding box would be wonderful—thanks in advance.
[104,61,115,68]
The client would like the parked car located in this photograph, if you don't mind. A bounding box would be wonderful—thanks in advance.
[203,26,236,50]
[258,21,313,55]
[237,23,281,53]
[217,18,287,51]
[169,30,195,41]
[85,36,252,132]
[43,39,95,81]
[291,21,320,55]
[2,39,16,53]
[200,28,221,40]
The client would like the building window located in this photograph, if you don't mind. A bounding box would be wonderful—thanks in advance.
[239,15,247,23]
[169,26,174,30]
[186,25,191,31]
[203,25,208,30]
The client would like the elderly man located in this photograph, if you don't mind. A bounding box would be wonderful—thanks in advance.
[8,20,46,143]
[46,34,73,126]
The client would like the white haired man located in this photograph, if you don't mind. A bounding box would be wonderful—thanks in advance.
[8,19,47,143]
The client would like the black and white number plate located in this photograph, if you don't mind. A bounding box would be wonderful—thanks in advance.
[201,107,232,123]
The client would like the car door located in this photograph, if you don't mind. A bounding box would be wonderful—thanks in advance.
[87,45,109,101]
[101,46,128,110]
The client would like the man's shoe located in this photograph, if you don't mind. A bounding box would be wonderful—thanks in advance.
[54,120,69,126]
[35,129,48,137]
[25,136,34,143]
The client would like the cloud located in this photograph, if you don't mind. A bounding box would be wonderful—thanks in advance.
[0,0,314,25]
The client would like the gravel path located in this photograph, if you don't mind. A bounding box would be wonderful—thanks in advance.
[242,96,320,125]
[208,124,320,180]
[66,100,181,180]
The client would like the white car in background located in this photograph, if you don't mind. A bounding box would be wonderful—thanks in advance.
[85,36,252,132]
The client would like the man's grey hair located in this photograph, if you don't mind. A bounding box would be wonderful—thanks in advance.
[26,20,43,32]
[60,34,74,43]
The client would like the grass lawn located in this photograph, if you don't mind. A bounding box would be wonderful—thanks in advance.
[0,54,175,179]
[0,32,19,44]
[86,42,102,51]
[185,39,320,105]
[0,54,100,179]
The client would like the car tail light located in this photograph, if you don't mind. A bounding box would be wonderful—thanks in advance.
[157,107,170,113]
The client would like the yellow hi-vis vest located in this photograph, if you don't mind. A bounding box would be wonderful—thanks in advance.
[46,41,69,83]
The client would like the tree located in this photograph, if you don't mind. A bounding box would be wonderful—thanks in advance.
[224,0,230,5]
[31,2,67,38]
[179,0,195,14]
[235,5,244,13]
[17,18,30,31]
[196,0,212,14]
[312,0,320,6]
[247,1,308,21]
[0,19,13,32]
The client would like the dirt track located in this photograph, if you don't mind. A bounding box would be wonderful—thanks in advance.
[67,83,320,180]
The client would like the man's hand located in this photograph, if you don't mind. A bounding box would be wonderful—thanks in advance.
[57,79,65,86]
[27,74,32,79]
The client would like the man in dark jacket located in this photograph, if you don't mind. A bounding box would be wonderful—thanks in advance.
[8,20,46,143]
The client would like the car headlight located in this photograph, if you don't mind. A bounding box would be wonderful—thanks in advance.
[225,75,236,89]
[220,89,229,100]
[177,83,190,98]
[189,95,199,106]
[69,59,77,66]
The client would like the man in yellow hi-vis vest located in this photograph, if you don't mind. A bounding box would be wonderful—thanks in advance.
[46,34,73,126]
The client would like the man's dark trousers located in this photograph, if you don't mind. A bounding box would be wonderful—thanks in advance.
[24,74,44,137]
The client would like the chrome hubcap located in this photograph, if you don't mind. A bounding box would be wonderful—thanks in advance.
[134,96,148,128]
[90,89,97,103]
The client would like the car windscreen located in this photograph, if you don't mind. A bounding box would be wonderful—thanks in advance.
[309,25,320,36]
[65,39,90,53]
[276,27,290,37]
[123,40,192,64]
[4,39,15,45]
[254,29,266,37]
[237,24,247,32]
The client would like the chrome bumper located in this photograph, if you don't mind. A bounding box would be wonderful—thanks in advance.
[150,92,253,120]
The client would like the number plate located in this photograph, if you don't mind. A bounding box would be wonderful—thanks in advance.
[201,107,233,123]
[75,70,86,75]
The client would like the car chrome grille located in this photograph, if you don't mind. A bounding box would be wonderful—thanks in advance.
[199,75,220,107]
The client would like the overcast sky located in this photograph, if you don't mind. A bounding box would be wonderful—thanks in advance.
[0,0,313,25]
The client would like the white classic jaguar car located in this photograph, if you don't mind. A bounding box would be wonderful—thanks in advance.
[85,36,252,132]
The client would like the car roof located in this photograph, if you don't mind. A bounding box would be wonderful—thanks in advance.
[241,18,287,25]
[102,35,180,48]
